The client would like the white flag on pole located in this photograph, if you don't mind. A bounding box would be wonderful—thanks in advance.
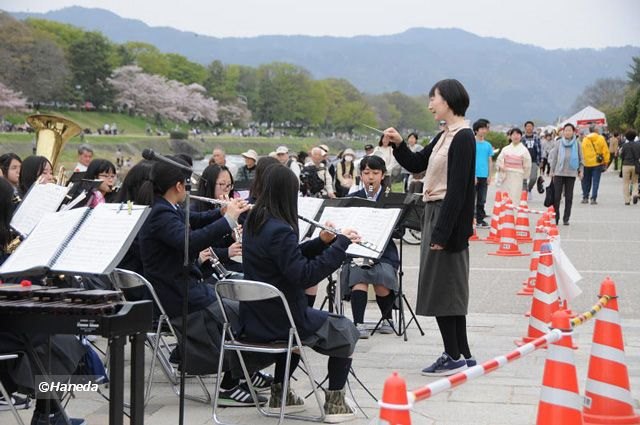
[550,239,582,302]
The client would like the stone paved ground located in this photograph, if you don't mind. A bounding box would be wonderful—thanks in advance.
[13,170,640,424]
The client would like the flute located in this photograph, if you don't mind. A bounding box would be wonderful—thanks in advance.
[298,215,381,254]
[191,194,252,208]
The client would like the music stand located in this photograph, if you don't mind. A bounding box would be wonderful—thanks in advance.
[370,192,425,341]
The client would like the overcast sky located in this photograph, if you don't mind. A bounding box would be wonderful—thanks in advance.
[4,0,640,49]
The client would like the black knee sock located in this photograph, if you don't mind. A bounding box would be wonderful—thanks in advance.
[350,290,367,324]
[220,372,239,390]
[455,315,472,359]
[435,316,460,359]
[274,353,300,384]
[306,294,316,307]
[327,357,352,391]
[375,292,395,320]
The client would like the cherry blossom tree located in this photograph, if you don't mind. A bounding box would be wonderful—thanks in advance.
[108,66,220,124]
[0,82,27,111]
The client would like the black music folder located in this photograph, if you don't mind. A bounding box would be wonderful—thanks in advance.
[0,203,150,277]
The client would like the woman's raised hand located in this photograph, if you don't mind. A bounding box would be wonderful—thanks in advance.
[383,127,403,146]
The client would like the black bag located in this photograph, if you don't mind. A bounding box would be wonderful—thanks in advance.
[300,165,325,195]
[544,181,555,207]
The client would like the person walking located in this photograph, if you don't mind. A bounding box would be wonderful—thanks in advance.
[384,79,476,376]
[619,129,640,205]
[581,125,610,204]
[522,121,542,195]
[496,128,532,205]
[548,123,583,225]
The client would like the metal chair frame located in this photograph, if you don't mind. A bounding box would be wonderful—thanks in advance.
[213,279,325,425]
[0,354,25,425]
[110,268,211,405]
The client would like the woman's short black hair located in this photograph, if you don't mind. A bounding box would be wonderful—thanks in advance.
[18,155,51,195]
[250,157,280,199]
[509,127,523,137]
[0,153,21,177]
[246,165,299,237]
[563,123,576,132]
[85,159,116,180]
[428,79,470,117]
[407,132,419,141]
[359,155,387,174]
[197,164,234,199]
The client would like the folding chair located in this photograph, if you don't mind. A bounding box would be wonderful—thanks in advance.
[110,268,211,404]
[0,354,25,425]
[213,279,325,425]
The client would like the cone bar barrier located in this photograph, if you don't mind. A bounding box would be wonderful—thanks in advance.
[583,278,640,424]
[410,329,563,403]
[382,296,612,422]
[503,203,550,215]
[516,243,560,346]
[486,191,505,243]
[514,191,533,243]
[518,216,549,296]
[536,310,584,425]
[489,193,527,256]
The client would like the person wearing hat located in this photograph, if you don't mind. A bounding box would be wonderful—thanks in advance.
[318,144,337,183]
[275,145,301,180]
[236,149,258,185]
[335,148,356,197]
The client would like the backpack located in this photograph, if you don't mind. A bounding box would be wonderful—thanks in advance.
[300,164,325,195]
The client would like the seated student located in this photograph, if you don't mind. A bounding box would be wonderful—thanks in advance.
[341,155,400,338]
[83,159,117,208]
[0,153,22,194]
[194,164,243,274]
[0,177,87,425]
[17,156,54,197]
[137,158,272,406]
[241,165,361,422]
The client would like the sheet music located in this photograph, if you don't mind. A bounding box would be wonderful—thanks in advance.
[53,203,150,274]
[10,183,70,236]
[0,208,87,275]
[297,197,324,241]
[312,206,401,258]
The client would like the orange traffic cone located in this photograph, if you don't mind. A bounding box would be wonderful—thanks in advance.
[486,191,504,243]
[536,309,584,425]
[518,216,549,296]
[583,278,640,425]
[378,372,412,425]
[516,243,559,345]
[489,194,527,257]
[515,190,533,243]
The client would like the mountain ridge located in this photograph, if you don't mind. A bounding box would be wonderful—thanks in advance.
[10,6,640,123]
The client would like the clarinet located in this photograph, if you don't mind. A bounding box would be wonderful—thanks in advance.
[207,247,233,280]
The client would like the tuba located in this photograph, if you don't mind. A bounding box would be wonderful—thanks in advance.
[26,114,82,184]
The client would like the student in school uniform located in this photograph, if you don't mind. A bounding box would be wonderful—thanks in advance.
[137,158,272,406]
[340,155,399,339]
[241,165,361,422]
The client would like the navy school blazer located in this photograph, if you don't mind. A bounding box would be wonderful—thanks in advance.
[240,215,351,341]
[138,196,231,318]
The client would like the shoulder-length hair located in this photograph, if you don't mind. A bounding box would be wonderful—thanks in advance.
[18,156,51,195]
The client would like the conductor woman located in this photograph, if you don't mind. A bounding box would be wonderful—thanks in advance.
[384,79,476,376]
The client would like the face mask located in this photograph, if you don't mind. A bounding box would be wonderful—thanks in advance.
[344,156,353,162]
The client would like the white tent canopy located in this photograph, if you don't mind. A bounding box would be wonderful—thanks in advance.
[559,106,607,128]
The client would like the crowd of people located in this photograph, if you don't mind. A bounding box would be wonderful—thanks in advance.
[1,75,640,424]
